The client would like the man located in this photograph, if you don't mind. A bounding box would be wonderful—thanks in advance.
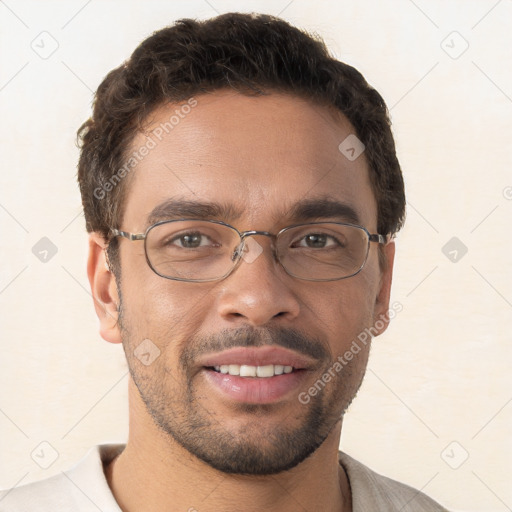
[0,12,448,511]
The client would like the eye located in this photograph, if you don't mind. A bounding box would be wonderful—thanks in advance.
[169,231,215,249]
[293,233,341,249]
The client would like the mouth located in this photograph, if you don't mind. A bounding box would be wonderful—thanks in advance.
[199,347,315,404]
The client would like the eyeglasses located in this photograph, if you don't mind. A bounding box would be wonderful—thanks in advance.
[110,219,387,283]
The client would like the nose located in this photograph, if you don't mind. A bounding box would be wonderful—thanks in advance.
[216,236,301,327]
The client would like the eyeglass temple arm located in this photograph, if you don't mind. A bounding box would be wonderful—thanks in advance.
[111,229,145,241]
[369,234,389,244]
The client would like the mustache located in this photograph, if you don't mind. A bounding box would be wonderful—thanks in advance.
[182,326,331,364]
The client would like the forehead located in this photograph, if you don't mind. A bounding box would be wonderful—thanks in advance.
[122,90,377,231]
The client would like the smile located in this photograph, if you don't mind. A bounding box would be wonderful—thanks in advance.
[199,346,316,404]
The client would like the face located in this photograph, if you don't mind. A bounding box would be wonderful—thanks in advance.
[92,90,394,475]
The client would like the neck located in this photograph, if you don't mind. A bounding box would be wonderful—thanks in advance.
[105,380,352,512]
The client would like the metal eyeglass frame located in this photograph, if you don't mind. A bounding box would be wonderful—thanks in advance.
[110,219,388,283]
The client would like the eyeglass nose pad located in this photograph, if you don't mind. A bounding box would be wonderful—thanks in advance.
[231,240,246,262]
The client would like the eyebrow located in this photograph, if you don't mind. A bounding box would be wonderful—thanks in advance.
[147,199,243,226]
[287,198,361,225]
[146,197,361,228]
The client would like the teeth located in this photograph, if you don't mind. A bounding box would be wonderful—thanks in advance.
[240,365,257,377]
[256,365,274,378]
[212,364,296,377]
[228,364,240,375]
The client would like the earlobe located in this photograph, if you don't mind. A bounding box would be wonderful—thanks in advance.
[87,233,122,344]
[372,240,396,337]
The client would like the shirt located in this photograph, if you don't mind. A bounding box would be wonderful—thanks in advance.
[0,444,449,511]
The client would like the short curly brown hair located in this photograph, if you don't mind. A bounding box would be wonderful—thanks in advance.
[77,12,405,270]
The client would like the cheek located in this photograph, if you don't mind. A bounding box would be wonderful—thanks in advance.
[121,244,201,319]
[133,284,206,331]
[119,252,211,350]
[310,271,380,354]
[119,283,208,380]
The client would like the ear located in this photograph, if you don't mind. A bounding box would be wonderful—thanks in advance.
[372,240,396,337]
[87,233,122,344]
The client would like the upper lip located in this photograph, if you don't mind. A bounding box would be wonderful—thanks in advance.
[199,346,317,370]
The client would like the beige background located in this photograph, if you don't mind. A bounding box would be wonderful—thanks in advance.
[1,1,511,511]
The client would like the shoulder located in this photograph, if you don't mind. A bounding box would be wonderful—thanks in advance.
[339,451,450,511]
[0,445,124,512]
[0,472,81,511]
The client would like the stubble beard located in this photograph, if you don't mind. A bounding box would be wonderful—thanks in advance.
[117,294,368,475]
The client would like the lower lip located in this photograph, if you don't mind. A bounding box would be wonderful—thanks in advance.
[202,368,309,404]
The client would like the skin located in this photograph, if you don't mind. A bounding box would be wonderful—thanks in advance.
[88,90,395,512]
